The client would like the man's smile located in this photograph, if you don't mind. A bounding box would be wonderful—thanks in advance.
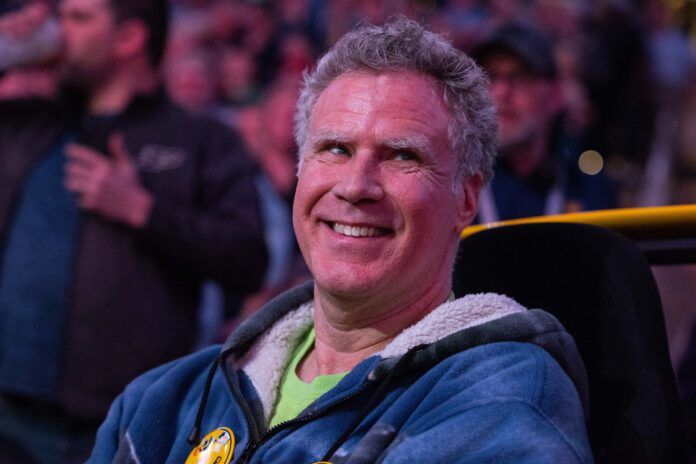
[326,221,392,238]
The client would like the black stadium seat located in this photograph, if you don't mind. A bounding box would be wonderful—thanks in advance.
[453,222,692,463]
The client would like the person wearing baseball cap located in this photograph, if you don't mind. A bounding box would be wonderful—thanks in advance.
[472,22,615,222]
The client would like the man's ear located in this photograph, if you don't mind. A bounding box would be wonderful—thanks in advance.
[455,172,483,233]
[113,19,149,62]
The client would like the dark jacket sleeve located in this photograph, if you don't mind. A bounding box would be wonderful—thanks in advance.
[138,120,268,294]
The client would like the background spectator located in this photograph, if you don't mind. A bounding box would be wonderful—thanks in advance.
[472,22,616,221]
[0,1,266,462]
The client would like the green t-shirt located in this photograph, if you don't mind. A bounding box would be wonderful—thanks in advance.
[268,327,348,428]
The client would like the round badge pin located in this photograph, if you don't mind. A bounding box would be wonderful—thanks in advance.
[185,427,235,464]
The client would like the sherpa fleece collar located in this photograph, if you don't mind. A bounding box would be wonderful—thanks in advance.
[235,284,526,422]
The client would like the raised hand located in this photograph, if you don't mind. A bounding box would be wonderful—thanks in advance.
[64,133,153,228]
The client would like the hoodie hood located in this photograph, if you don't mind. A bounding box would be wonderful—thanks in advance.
[220,282,589,424]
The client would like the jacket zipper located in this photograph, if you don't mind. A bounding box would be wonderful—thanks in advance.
[232,375,373,464]
[220,357,261,451]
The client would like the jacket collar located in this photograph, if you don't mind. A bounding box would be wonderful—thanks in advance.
[225,282,532,422]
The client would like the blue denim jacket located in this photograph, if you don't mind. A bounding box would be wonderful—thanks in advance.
[88,282,593,464]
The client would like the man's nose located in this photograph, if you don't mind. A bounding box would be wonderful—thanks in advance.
[332,155,384,204]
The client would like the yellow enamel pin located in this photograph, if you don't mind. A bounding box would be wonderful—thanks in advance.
[185,427,235,464]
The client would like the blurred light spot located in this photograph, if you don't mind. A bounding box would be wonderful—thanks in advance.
[579,150,603,175]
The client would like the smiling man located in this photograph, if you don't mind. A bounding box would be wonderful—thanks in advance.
[89,18,593,464]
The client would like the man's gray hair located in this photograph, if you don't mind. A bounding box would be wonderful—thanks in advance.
[294,16,498,182]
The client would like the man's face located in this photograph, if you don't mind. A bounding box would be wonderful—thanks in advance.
[58,0,119,86]
[293,71,478,306]
[485,53,557,150]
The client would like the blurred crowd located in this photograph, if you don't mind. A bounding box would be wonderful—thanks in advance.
[150,0,696,209]
[4,0,696,209]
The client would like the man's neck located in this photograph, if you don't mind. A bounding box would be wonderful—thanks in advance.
[501,134,548,178]
[87,64,158,115]
[297,277,452,382]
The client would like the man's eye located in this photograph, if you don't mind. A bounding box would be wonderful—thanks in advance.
[393,150,419,162]
[327,144,349,156]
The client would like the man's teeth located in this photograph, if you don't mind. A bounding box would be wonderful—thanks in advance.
[332,223,381,237]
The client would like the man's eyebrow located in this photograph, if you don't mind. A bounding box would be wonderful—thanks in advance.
[382,135,433,155]
[309,131,434,155]
[309,130,353,147]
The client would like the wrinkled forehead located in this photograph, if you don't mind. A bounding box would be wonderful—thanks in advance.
[319,69,445,106]
[315,71,447,126]
[309,70,450,126]
[302,70,460,182]
[304,70,457,163]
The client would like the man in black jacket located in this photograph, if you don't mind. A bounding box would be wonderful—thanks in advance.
[0,1,267,462]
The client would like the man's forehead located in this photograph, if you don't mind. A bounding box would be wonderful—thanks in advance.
[310,71,448,126]
[322,69,441,95]
[306,71,453,162]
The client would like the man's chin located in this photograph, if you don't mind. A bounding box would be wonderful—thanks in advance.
[314,273,383,302]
